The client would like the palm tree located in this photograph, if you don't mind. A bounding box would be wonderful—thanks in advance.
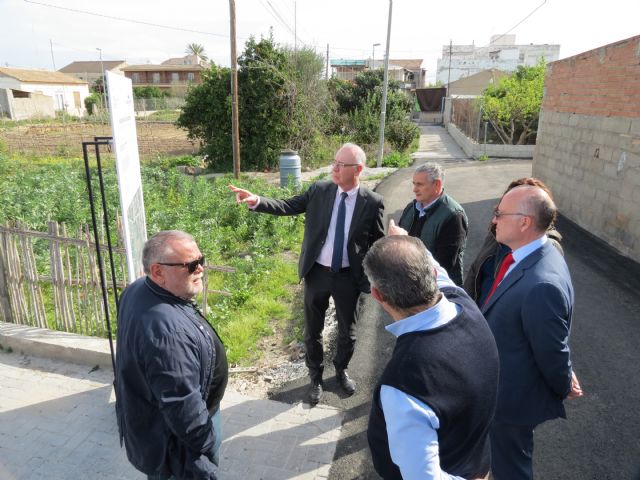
[185,43,208,62]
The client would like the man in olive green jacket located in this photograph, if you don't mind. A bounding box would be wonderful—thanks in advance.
[396,163,468,285]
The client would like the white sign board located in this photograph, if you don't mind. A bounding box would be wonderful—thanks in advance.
[106,71,147,283]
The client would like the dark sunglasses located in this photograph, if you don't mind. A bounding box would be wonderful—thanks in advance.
[157,256,205,273]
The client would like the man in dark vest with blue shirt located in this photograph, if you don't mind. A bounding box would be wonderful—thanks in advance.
[364,235,499,479]
[397,163,468,285]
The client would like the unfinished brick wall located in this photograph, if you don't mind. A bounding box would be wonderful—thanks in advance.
[533,35,640,261]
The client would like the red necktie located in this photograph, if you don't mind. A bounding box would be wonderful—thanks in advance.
[484,252,515,305]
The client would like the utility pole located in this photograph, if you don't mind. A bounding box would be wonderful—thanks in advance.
[372,43,380,69]
[49,39,56,70]
[447,40,452,95]
[376,0,393,167]
[326,44,329,79]
[229,0,241,178]
[96,47,107,113]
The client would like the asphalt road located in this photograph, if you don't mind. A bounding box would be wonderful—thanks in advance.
[272,133,640,478]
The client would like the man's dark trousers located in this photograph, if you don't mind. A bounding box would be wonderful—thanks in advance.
[304,264,360,381]
[490,420,535,480]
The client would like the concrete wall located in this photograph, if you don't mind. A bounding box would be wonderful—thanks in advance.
[533,35,640,261]
[0,89,55,120]
[447,122,535,159]
[0,89,10,117]
[0,78,89,116]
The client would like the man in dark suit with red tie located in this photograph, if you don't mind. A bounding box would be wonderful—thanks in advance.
[482,185,583,480]
[229,143,384,405]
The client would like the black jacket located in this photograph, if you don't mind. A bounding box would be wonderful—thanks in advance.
[255,180,385,292]
[115,277,227,479]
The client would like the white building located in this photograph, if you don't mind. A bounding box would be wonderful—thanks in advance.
[436,35,559,84]
[0,67,90,117]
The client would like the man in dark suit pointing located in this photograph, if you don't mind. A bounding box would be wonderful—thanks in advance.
[229,143,384,405]
[482,185,583,479]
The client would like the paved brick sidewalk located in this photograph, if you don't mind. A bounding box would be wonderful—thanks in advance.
[0,351,343,480]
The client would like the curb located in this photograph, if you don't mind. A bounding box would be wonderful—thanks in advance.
[0,321,114,370]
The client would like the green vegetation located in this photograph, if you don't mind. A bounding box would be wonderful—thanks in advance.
[0,152,306,364]
[145,109,181,121]
[185,43,208,61]
[84,93,101,115]
[133,86,168,99]
[381,151,413,168]
[480,61,546,145]
[178,35,418,172]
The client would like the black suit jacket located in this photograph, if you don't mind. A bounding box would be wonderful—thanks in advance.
[255,181,385,292]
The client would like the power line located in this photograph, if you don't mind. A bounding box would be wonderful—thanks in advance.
[487,0,548,46]
[23,0,228,37]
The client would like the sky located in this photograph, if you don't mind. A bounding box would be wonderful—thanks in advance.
[1,0,638,82]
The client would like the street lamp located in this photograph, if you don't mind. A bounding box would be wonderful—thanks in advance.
[96,48,107,113]
[372,43,381,69]
[377,0,392,167]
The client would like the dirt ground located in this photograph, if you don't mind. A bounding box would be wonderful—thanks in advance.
[0,121,199,158]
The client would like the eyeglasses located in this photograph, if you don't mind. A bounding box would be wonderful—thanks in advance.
[157,256,205,273]
[332,161,359,169]
[493,208,530,219]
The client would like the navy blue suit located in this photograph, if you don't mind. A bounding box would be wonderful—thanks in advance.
[482,241,574,479]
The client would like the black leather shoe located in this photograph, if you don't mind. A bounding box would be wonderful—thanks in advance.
[308,380,323,406]
[336,369,356,395]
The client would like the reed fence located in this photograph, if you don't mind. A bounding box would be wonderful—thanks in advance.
[0,220,232,337]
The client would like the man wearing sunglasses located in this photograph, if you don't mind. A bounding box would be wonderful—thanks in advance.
[229,143,384,406]
[115,230,228,480]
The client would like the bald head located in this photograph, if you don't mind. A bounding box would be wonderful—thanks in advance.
[511,185,557,233]
[493,185,557,249]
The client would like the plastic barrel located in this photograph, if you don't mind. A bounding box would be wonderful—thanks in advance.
[279,149,301,188]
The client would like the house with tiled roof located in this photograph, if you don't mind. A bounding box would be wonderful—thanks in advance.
[59,60,127,86]
[331,58,426,90]
[122,61,207,96]
[0,67,90,118]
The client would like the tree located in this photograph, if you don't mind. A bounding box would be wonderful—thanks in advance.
[185,43,208,62]
[177,35,292,171]
[327,70,416,147]
[480,61,546,145]
[281,46,333,161]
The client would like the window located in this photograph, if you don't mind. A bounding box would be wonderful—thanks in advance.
[74,91,81,108]
[171,72,180,82]
[187,72,195,82]
[153,73,160,84]
[132,73,140,83]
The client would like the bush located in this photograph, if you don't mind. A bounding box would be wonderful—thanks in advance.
[347,94,380,146]
[382,151,413,168]
[385,119,419,151]
[84,94,101,115]
[133,86,167,99]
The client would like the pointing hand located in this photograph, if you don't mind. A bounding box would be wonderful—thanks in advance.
[228,184,259,208]
[388,219,408,236]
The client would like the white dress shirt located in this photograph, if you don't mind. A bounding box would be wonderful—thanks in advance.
[316,185,359,268]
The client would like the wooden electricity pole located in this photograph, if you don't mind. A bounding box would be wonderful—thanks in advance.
[229,0,241,178]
